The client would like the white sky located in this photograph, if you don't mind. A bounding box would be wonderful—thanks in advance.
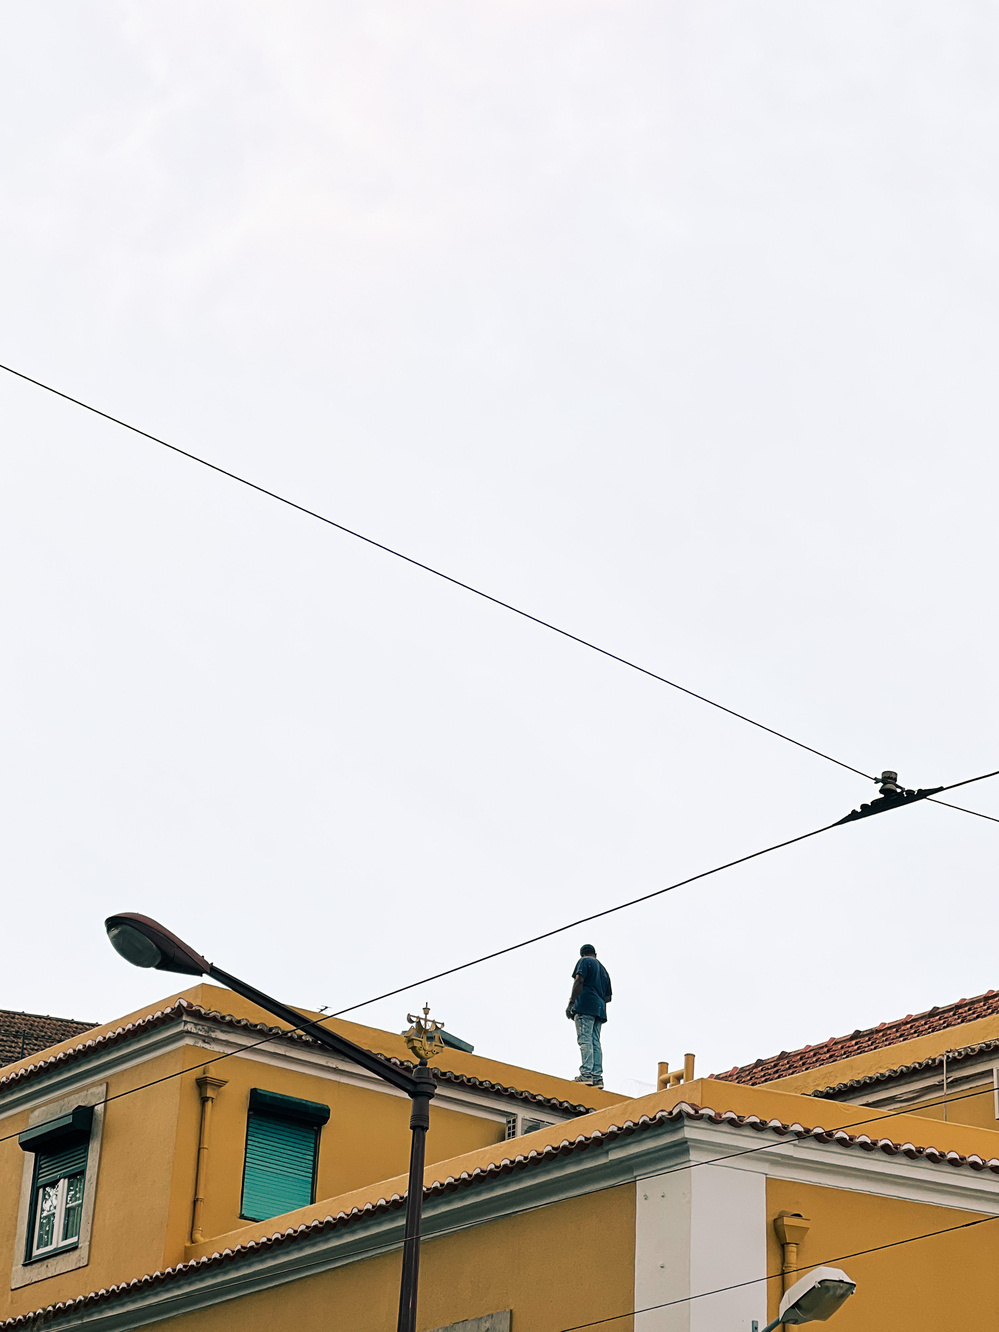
[2,1,998,1094]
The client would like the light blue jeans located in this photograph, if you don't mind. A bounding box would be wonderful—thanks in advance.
[574,1014,603,1082]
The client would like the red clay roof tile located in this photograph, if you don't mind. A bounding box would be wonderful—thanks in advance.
[713,986,999,1086]
[0,1008,96,1070]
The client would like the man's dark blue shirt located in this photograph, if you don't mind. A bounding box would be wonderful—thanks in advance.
[572,956,612,1022]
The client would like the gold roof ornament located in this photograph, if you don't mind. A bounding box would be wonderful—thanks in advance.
[403,1004,446,1064]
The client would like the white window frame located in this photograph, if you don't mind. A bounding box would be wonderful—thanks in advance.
[31,1168,86,1258]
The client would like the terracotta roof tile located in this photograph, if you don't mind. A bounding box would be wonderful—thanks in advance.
[0,1009,96,1070]
[713,987,999,1086]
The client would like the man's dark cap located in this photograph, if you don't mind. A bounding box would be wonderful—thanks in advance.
[580,943,596,956]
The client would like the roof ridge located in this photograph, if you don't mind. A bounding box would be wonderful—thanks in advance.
[0,1009,95,1025]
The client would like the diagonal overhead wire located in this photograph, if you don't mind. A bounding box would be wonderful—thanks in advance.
[329,816,843,1017]
[0,361,873,780]
[938,767,999,793]
[331,770,999,1017]
[0,810,846,1144]
[926,769,999,823]
[927,798,999,823]
[1,774,996,1157]
[6,363,998,831]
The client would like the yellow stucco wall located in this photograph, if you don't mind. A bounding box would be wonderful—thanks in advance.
[174,1045,509,1245]
[0,989,556,1319]
[894,1078,997,1130]
[1,1047,188,1321]
[1,1042,512,1320]
[765,1178,996,1328]
[184,1074,999,1264]
[153,1186,636,1332]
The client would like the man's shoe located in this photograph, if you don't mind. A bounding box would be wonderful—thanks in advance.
[590,1079,604,1088]
[573,1075,593,1084]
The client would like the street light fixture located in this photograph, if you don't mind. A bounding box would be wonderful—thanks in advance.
[753,1266,857,1332]
[105,912,435,1332]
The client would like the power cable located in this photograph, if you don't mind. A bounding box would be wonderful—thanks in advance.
[329,819,842,1018]
[325,763,999,1019]
[8,363,999,836]
[0,361,873,781]
[834,768,999,827]
[0,814,844,1147]
[6,908,999,1174]
[938,768,999,794]
[5,766,996,1138]
[4,372,999,1313]
[925,770,999,823]
[927,798,999,824]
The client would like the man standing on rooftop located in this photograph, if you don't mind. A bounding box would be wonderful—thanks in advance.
[566,944,612,1088]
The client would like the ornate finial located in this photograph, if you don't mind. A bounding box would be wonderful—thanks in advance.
[403,1003,446,1063]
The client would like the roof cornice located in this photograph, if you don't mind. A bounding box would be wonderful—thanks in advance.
[0,999,593,1116]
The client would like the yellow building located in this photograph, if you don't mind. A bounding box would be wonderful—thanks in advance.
[4,982,999,1330]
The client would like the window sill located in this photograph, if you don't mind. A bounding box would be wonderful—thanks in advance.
[25,1241,80,1266]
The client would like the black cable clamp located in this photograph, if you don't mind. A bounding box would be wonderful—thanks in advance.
[836,769,944,826]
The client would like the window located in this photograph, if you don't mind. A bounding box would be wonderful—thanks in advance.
[12,1087,105,1290]
[31,1142,87,1256]
[18,1103,94,1263]
[240,1089,330,1223]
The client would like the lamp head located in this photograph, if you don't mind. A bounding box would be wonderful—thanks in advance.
[778,1267,856,1325]
[105,913,210,977]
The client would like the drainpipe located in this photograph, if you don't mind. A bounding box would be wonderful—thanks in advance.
[773,1211,811,1326]
[191,1072,227,1244]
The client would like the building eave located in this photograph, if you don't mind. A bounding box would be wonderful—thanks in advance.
[0,998,594,1117]
[8,1095,999,1330]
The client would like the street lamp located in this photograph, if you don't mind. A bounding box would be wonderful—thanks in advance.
[753,1266,857,1332]
[105,912,436,1332]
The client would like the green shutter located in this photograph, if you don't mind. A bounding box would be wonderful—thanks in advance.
[35,1141,88,1188]
[240,1113,318,1222]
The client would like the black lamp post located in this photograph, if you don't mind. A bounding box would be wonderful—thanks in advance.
[104,912,435,1332]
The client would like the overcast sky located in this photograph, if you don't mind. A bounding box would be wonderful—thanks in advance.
[3,1,999,1095]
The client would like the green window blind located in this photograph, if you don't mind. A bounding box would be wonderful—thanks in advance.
[35,1141,88,1188]
[240,1113,319,1222]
